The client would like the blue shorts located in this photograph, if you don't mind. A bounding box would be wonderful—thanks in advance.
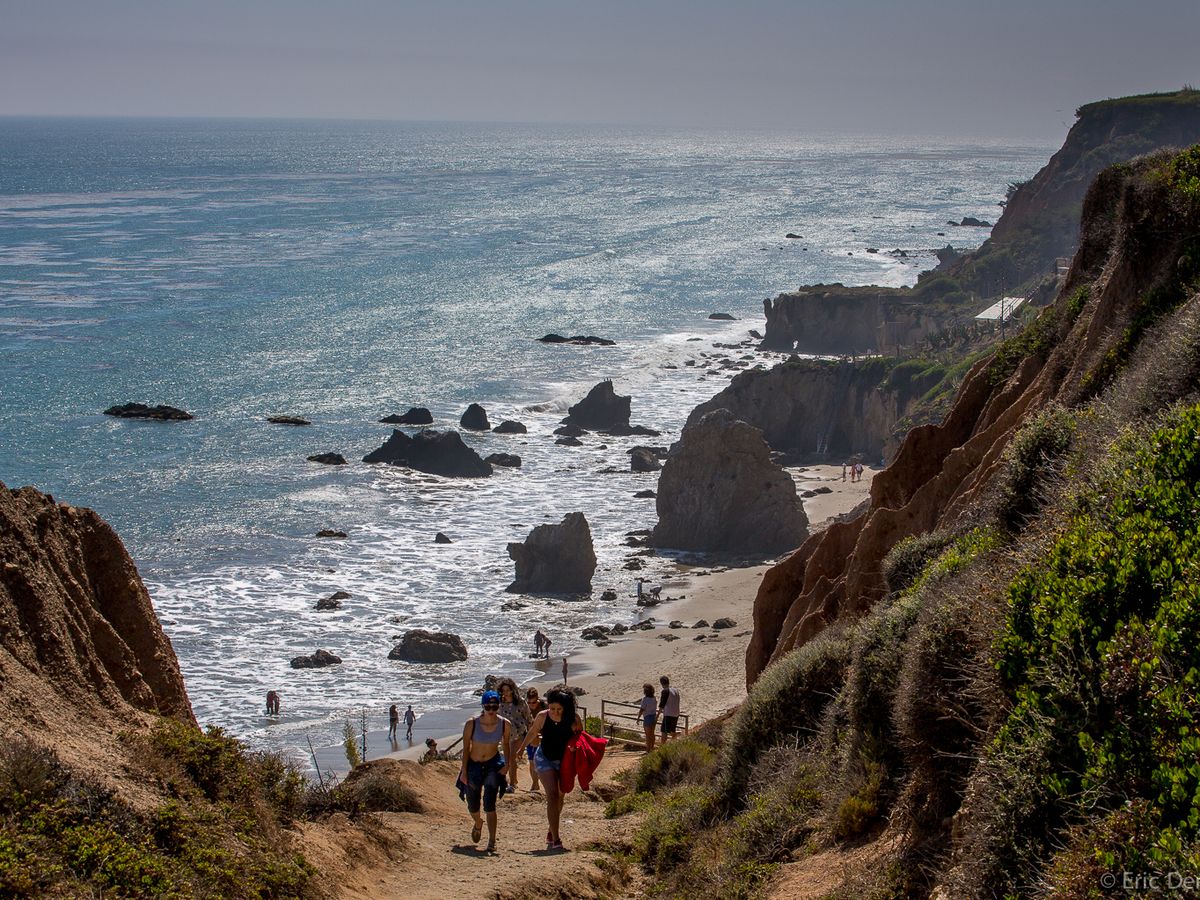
[526,745,538,761]
[533,746,561,774]
[643,714,657,728]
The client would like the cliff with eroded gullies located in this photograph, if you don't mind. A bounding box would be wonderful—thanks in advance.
[761,89,1200,356]
[619,135,1200,897]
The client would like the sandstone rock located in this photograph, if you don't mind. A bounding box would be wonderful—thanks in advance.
[104,403,192,421]
[315,595,343,610]
[564,380,630,430]
[493,420,528,434]
[291,649,342,669]
[363,429,492,478]
[581,626,610,640]
[600,589,618,602]
[630,448,661,472]
[554,424,588,437]
[692,619,710,628]
[316,529,347,538]
[506,512,596,594]
[669,621,683,629]
[610,622,628,635]
[604,423,661,437]
[267,415,311,425]
[950,216,992,227]
[307,453,347,465]
[460,403,491,430]
[712,617,737,629]
[389,630,468,663]
[434,532,452,544]
[556,436,583,447]
[380,407,434,426]
[650,409,808,555]
[659,634,680,642]
[484,453,522,468]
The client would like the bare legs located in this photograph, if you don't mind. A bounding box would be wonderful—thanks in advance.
[643,723,656,753]
[527,752,540,790]
[537,767,564,844]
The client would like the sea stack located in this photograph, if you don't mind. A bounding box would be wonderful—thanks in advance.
[506,512,597,594]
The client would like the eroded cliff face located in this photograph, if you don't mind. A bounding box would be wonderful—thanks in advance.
[687,356,932,463]
[747,145,1200,683]
[760,285,940,355]
[0,483,194,774]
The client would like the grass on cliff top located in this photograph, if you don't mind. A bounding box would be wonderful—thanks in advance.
[1076,87,1200,117]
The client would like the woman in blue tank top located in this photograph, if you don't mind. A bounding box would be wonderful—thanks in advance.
[458,690,511,853]
[515,688,582,850]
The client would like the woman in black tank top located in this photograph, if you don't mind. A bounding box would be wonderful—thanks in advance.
[515,688,582,850]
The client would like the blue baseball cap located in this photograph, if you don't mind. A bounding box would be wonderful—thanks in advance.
[481,690,500,705]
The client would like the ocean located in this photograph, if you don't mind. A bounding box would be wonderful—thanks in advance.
[0,117,1052,761]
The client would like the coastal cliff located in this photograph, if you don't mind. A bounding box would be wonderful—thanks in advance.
[618,139,1200,897]
[762,89,1200,355]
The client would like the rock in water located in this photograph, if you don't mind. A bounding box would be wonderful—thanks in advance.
[307,453,348,465]
[630,448,661,472]
[708,312,737,320]
[315,529,347,538]
[434,532,453,544]
[267,415,310,425]
[291,649,342,669]
[363,429,493,478]
[651,408,808,555]
[506,512,597,593]
[484,453,522,468]
[492,420,527,434]
[563,380,631,430]
[460,403,491,430]
[380,407,433,425]
[104,403,192,421]
[389,630,468,663]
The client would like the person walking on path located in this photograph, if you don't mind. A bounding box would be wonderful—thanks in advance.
[659,676,681,742]
[388,704,399,740]
[524,688,544,791]
[458,690,511,854]
[403,704,416,741]
[497,678,532,790]
[515,688,583,850]
[639,683,659,752]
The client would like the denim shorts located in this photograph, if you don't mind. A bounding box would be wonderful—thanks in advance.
[643,714,657,728]
[526,744,538,760]
[533,746,561,773]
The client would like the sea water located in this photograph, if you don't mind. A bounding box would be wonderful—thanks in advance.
[0,118,1052,760]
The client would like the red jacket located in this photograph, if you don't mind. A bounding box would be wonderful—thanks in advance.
[559,730,608,793]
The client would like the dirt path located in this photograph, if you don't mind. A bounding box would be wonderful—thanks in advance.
[298,751,644,899]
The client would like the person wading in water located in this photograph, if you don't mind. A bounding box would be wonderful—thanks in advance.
[458,690,511,853]
[516,687,582,850]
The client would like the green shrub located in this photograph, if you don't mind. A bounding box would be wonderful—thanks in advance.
[584,715,603,737]
[631,739,716,795]
[994,404,1076,530]
[342,722,361,769]
[832,762,886,841]
[988,403,1200,891]
[883,530,956,595]
[605,790,654,819]
[332,767,422,815]
[633,785,716,875]
[713,628,851,812]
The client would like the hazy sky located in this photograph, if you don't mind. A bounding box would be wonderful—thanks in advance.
[1,0,1196,140]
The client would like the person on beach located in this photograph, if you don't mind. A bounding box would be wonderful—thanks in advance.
[404,704,416,741]
[497,678,531,790]
[841,462,847,482]
[636,577,644,600]
[659,676,681,742]
[524,688,544,791]
[388,704,399,740]
[561,656,569,685]
[458,690,511,853]
[516,687,583,850]
[265,690,280,716]
[855,461,864,482]
[533,630,545,657]
[639,683,659,752]
[543,635,552,658]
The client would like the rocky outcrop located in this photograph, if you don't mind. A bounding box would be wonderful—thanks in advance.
[651,409,807,555]
[460,404,491,430]
[363,429,492,478]
[760,285,940,355]
[267,415,311,425]
[380,407,433,425]
[688,355,943,463]
[630,448,661,472]
[388,630,468,663]
[307,452,347,465]
[291,649,342,669]
[0,484,195,746]
[492,420,527,434]
[538,334,615,346]
[484,453,521,468]
[506,512,597,594]
[104,403,193,421]
[563,381,631,430]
